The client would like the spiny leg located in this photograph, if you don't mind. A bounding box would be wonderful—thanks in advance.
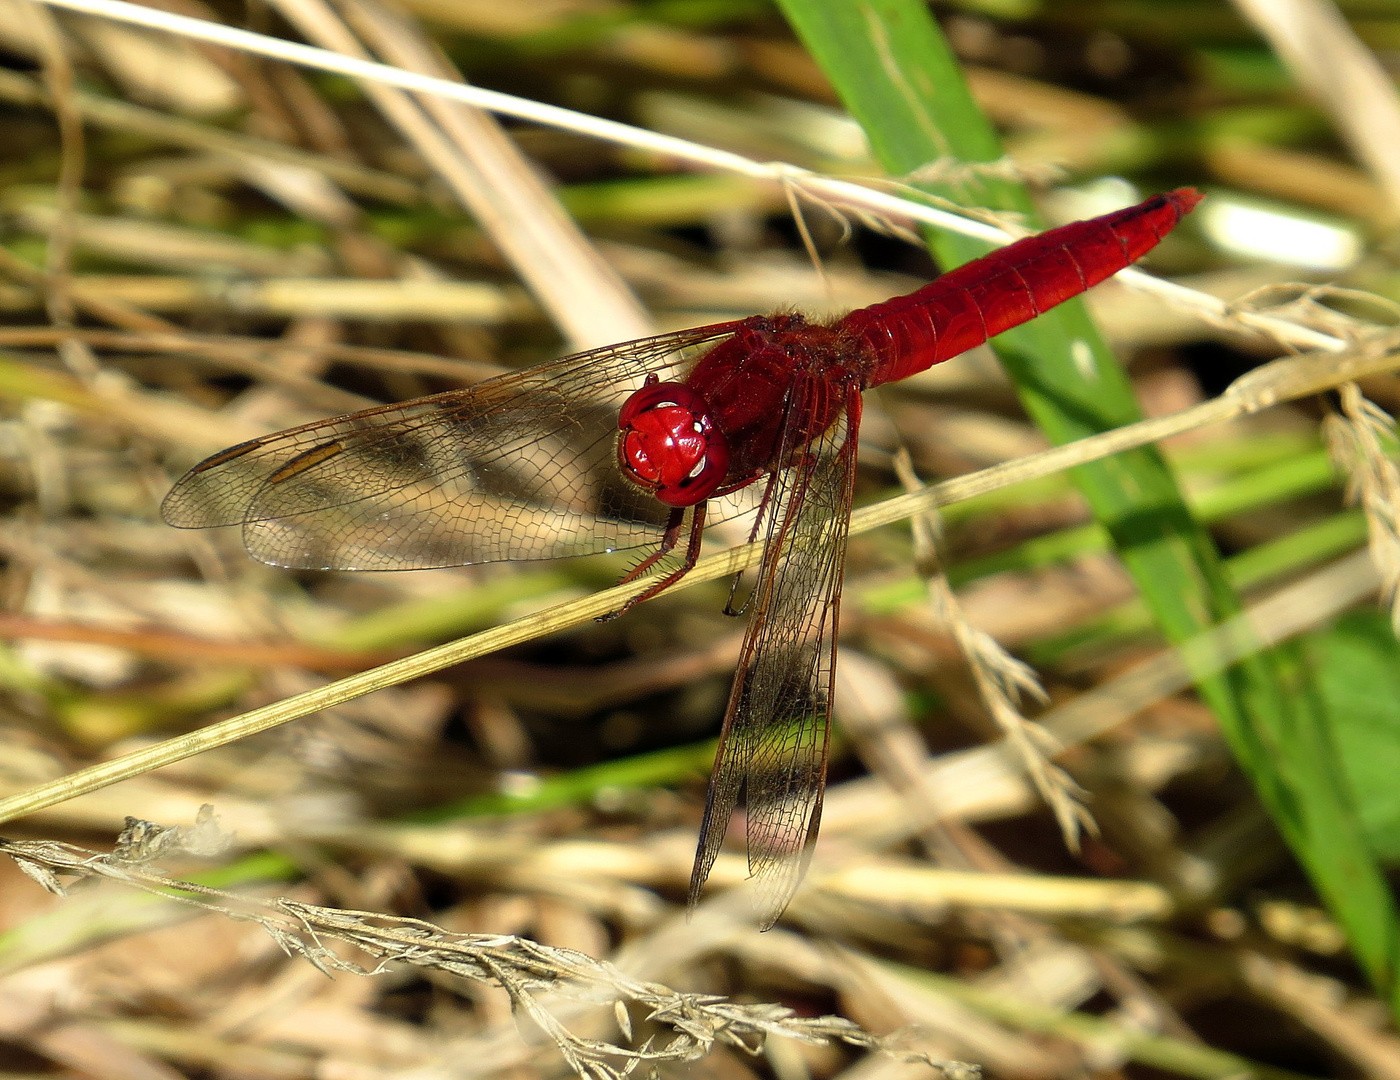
[617,506,685,586]
[602,503,708,621]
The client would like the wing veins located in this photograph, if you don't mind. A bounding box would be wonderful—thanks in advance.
[164,323,744,558]
[689,381,861,928]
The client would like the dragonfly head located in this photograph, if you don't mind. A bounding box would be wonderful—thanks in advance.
[617,379,730,507]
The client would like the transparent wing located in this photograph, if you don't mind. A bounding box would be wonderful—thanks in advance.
[162,323,742,570]
[688,386,862,929]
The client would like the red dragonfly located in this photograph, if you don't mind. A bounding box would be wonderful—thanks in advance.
[164,189,1200,926]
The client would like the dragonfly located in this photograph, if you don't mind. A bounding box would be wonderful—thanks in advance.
[164,189,1201,927]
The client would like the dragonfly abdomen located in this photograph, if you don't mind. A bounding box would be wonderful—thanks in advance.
[845,188,1202,387]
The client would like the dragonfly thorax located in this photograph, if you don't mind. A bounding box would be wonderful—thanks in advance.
[617,378,731,507]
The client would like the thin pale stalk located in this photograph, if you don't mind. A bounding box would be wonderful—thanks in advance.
[1233,0,1400,215]
[12,0,1353,354]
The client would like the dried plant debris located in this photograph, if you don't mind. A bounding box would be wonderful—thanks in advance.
[889,448,1091,851]
[0,832,977,1080]
[1326,382,1400,629]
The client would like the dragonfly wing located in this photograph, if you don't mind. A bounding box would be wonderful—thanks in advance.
[689,386,862,929]
[162,324,741,570]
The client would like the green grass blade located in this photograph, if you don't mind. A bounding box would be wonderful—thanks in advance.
[777,0,1400,1008]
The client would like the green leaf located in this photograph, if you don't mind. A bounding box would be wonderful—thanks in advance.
[1309,609,1400,861]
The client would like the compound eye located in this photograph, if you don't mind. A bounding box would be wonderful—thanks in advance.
[617,381,730,506]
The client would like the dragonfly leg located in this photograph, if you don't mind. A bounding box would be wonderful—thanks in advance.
[601,504,708,621]
[615,505,685,587]
[723,466,785,617]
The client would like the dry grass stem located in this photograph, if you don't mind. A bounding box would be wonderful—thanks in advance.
[889,448,1089,849]
[1239,953,1400,1079]
[335,0,652,346]
[267,0,648,349]
[814,864,1171,922]
[1325,383,1400,628]
[0,272,523,321]
[0,325,505,380]
[1233,0,1400,214]
[903,157,1066,189]
[0,65,420,202]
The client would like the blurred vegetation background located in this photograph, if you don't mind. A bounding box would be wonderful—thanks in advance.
[2,0,1400,1077]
